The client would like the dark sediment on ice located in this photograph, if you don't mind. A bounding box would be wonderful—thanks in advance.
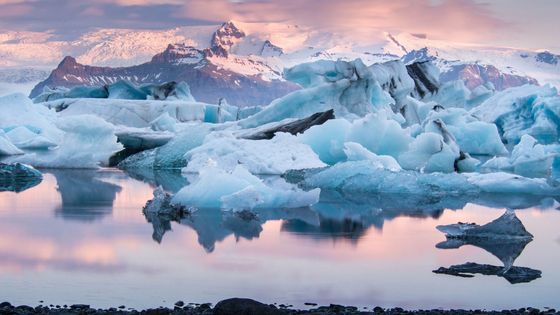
[1,298,558,315]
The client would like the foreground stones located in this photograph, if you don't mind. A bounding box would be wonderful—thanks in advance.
[0,299,558,315]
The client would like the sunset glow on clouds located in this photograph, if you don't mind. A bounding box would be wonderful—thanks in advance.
[0,0,557,51]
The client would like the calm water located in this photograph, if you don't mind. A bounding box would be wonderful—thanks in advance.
[1,169,559,310]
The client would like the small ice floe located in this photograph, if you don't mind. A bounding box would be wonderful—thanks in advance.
[0,162,42,192]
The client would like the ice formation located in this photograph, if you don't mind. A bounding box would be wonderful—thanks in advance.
[436,210,533,240]
[0,162,42,192]
[183,132,325,174]
[17,115,123,168]
[172,164,320,210]
[472,84,560,145]
[2,55,559,207]
[33,80,197,103]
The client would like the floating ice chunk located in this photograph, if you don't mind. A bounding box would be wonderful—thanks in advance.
[398,132,455,172]
[347,111,413,158]
[426,80,471,108]
[303,160,477,195]
[284,59,350,88]
[0,162,42,192]
[0,93,62,143]
[437,210,533,240]
[343,142,401,171]
[65,86,109,99]
[0,131,24,156]
[303,160,559,196]
[115,127,174,151]
[370,60,415,105]
[172,164,320,210]
[424,107,507,156]
[143,186,190,216]
[108,80,148,100]
[298,119,351,165]
[150,112,177,132]
[464,172,559,195]
[482,134,556,177]
[471,84,560,145]
[5,126,57,150]
[18,115,123,168]
[149,81,196,102]
[119,123,218,169]
[184,132,325,175]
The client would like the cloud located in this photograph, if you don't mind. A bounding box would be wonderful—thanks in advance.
[180,0,506,42]
[0,0,514,47]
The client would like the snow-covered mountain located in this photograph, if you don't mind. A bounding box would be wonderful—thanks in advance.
[2,21,558,101]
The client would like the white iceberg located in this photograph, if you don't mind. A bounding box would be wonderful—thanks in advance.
[172,164,320,210]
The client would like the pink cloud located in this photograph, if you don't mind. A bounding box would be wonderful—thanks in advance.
[180,0,506,43]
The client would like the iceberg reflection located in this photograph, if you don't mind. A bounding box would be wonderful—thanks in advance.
[50,170,122,222]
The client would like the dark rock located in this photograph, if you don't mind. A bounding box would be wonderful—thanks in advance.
[373,306,384,313]
[0,302,12,308]
[70,304,90,309]
[433,262,542,284]
[244,109,335,140]
[213,298,283,315]
[174,301,184,307]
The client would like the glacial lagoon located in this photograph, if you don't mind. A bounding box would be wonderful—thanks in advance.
[1,169,559,311]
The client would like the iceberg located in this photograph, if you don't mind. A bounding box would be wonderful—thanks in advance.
[0,162,42,192]
[183,132,325,175]
[17,115,123,168]
[482,134,557,177]
[434,210,541,284]
[34,80,197,102]
[0,131,24,156]
[471,84,560,145]
[172,164,320,210]
[436,210,533,240]
[5,126,57,150]
[302,160,560,196]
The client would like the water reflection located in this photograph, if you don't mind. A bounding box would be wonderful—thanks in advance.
[144,205,320,252]
[50,170,121,222]
[433,210,542,284]
[1,170,560,309]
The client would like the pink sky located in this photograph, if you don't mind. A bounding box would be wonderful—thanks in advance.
[0,0,558,51]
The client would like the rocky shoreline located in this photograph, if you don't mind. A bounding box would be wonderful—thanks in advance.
[1,299,558,315]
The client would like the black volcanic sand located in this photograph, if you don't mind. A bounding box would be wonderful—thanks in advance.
[1,299,558,315]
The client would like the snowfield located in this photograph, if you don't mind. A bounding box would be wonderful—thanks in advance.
[1,56,559,211]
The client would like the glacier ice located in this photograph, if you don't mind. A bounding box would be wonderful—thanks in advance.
[472,84,560,145]
[436,209,533,240]
[34,80,197,103]
[302,160,559,196]
[482,134,557,177]
[183,132,326,174]
[17,115,123,168]
[0,162,42,192]
[5,126,57,150]
[172,164,320,210]
[0,131,24,156]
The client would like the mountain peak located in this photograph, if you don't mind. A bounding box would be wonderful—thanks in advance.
[151,43,204,65]
[209,21,246,58]
[59,56,78,67]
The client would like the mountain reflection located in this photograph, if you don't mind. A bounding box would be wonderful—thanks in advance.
[50,170,122,222]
